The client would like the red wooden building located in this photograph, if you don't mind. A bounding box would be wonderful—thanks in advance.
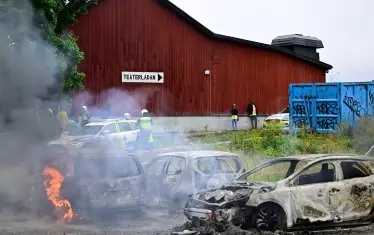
[70,0,332,116]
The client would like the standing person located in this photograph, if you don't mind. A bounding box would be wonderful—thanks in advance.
[79,105,89,127]
[57,107,68,134]
[230,104,239,130]
[247,100,258,129]
[136,109,154,149]
[123,113,131,120]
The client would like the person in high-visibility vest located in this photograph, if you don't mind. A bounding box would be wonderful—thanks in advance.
[136,109,154,149]
[79,105,89,127]
[230,104,239,130]
[57,107,68,134]
[247,100,258,129]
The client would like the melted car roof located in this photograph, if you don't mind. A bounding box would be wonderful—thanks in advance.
[157,150,239,159]
[273,154,368,162]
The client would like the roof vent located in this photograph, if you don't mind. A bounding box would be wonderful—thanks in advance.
[271,34,324,60]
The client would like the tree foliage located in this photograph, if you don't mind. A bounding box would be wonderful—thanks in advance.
[30,0,100,92]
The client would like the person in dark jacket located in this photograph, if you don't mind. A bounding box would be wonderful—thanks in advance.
[247,100,258,129]
[231,104,239,130]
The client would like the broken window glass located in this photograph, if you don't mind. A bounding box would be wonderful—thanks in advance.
[106,157,141,178]
[147,159,167,175]
[166,157,186,175]
[194,156,241,174]
[296,162,335,186]
[246,161,292,183]
[340,161,372,180]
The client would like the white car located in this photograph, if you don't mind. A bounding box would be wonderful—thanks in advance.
[263,106,289,131]
[184,154,374,232]
[69,119,139,148]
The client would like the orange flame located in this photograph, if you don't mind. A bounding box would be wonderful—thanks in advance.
[42,166,73,222]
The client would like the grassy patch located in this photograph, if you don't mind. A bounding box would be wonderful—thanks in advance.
[195,126,355,160]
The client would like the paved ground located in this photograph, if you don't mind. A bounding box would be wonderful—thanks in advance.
[1,209,374,234]
[0,209,186,234]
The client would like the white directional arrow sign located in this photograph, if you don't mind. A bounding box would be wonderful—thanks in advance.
[122,72,164,84]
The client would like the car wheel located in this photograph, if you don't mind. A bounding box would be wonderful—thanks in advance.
[255,203,286,232]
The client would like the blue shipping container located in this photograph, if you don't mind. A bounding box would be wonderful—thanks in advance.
[289,82,374,133]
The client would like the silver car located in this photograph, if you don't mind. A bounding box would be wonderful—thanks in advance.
[144,151,246,211]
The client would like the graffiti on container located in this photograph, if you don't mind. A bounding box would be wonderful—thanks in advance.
[316,103,338,115]
[317,118,338,130]
[293,118,308,128]
[343,96,366,117]
[295,95,316,100]
[293,104,307,116]
[369,90,374,110]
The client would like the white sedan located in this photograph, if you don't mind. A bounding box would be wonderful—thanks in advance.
[68,119,139,148]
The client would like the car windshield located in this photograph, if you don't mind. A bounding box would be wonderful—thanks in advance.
[237,159,307,183]
[194,156,243,174]
[279,106,290,113]
[79,125,104,135]
[76,157,141,179]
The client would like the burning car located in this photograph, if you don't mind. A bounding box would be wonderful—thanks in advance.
[184,154,374,232]
[62,151,146,219]
[144,151,246,212]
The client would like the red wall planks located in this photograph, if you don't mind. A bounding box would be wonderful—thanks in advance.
[70,0,326,116]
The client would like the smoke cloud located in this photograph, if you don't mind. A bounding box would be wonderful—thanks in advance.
[0,0,67,214]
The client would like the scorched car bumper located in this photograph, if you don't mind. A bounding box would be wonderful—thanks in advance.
[184,208,212,221]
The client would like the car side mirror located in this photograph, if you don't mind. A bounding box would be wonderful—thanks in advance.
[102,130,110,136]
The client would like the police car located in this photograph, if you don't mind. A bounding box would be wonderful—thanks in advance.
[68,119,139,148]
[263,106,289,131]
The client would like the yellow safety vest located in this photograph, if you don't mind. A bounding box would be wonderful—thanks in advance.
[139,117,152,130]
[252,105,257,116]
[139,117,153,142]
[48,108,53,116]
[81,112,89,121]
[58,111,68,129]
[231,115,238,120]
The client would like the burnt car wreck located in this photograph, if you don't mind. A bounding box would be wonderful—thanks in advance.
[184,154,374,232]
[144,151,246,212]
[62,151,146,220]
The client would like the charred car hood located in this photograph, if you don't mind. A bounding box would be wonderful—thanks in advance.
[186,182,275,208]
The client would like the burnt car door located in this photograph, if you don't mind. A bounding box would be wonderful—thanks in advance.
[163,156,187,200]
[144,157,168,205]
[333,160,374,222]
[289,161,339,224]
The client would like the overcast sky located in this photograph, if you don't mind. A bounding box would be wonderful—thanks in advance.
[171,0,374,82]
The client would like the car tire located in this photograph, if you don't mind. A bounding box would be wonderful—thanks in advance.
[255,203,286,232]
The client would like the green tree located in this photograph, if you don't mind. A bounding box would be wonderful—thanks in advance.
[30,0,100,92]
